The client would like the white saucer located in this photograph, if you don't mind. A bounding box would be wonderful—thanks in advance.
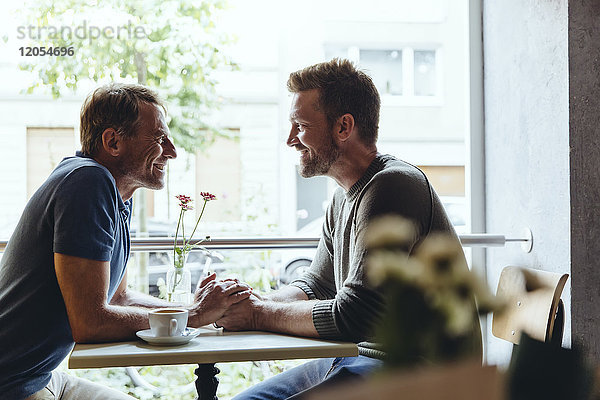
[136,327,200,346]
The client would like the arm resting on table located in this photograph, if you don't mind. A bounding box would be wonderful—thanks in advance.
[55,254,251,342]
[263,284,309,302]
[110,270,183,309]
[54,253,151,343]
[255,297,319,337]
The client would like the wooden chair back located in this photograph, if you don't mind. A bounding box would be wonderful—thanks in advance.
[492,266,568,345]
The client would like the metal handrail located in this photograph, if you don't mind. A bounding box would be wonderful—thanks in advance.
[0,234,532,253]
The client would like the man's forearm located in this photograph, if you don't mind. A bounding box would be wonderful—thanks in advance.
[75,299,190,343]
[254,299,319,337]
[78,290,185,342]
[263,284,309,302]
[111,289,182,309]
[73,304,150,343]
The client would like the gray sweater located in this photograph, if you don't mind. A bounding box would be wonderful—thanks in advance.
[290,153,470,345]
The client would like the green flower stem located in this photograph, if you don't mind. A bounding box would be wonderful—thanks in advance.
[187,200,208,247]
[167,266,185,302]
[171,262,183,287]
[181,212,185,247]
[173,208,184,267]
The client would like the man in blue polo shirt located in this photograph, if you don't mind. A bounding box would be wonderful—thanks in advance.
[0,83,252,399]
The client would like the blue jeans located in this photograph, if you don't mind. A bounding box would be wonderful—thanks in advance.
[233,356,383,400]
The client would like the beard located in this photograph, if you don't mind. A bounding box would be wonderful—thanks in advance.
[117,157,165,191]
[298,136,340,178]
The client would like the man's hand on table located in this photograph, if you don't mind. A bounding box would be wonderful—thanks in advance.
[215,293,264,331]
[188,273,252,327]
[216,290,319,337]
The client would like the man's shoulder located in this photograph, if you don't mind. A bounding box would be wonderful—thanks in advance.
[46,156,119,207]
[54,156,115,186]
[370,157,428,189]
[57,155,111,174]
[355,156,432,214]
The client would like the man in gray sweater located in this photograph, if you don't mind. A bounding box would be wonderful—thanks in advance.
[218,58,481,399]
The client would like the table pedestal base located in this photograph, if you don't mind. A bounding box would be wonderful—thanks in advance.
[195,363,220,400]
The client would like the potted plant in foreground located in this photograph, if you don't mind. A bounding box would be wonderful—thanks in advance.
[365,215,502,368]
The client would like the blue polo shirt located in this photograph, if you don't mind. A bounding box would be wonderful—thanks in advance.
[0,152,132,399]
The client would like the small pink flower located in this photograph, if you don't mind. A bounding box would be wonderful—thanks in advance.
[175,194,192,204]
[181,204,194,211]
[200,192,217,201]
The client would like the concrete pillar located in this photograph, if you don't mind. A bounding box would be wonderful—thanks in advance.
[569,0,600,364]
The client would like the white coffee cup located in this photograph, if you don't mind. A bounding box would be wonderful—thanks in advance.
[148,308,189,337]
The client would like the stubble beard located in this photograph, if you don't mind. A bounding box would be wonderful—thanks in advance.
[118,159,165,192]
[299,137,340,178]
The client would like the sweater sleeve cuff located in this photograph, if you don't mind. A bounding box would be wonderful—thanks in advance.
[312,299,340,338]
[289,281,317,300]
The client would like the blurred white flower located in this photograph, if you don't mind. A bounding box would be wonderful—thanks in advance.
[365,214,417,251]
[414,233,466,287]
[430,280,477,336]
[441,290,476,336]
[364,215,503,365]
[367,250,422,286]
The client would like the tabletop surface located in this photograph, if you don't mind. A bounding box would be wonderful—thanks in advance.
[69,326,359,369]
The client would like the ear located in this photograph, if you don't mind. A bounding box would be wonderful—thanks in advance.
[100,128,122,157]
[334,113,355,142]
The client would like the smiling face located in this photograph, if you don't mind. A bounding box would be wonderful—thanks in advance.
[287,89,340,178]
[117,102,177,195]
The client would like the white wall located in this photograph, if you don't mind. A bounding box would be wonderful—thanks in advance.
[483,0,570,366]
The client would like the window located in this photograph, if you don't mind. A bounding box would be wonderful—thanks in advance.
[414,50,437,96]
[359,49,403,95]
[0,0,478,395]
[195,134,242,223]
[325,46,441,104]
[295,169,328,232]
[1,1,469,243]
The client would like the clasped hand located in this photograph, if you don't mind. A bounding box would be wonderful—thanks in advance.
[187,272,252,327]
[215,291,264,331]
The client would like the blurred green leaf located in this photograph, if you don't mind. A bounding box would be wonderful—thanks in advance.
[18,0,239,153]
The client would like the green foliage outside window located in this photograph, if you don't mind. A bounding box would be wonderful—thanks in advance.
[18,0,237,153]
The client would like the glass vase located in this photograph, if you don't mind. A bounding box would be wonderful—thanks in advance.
[166,252,192,304]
